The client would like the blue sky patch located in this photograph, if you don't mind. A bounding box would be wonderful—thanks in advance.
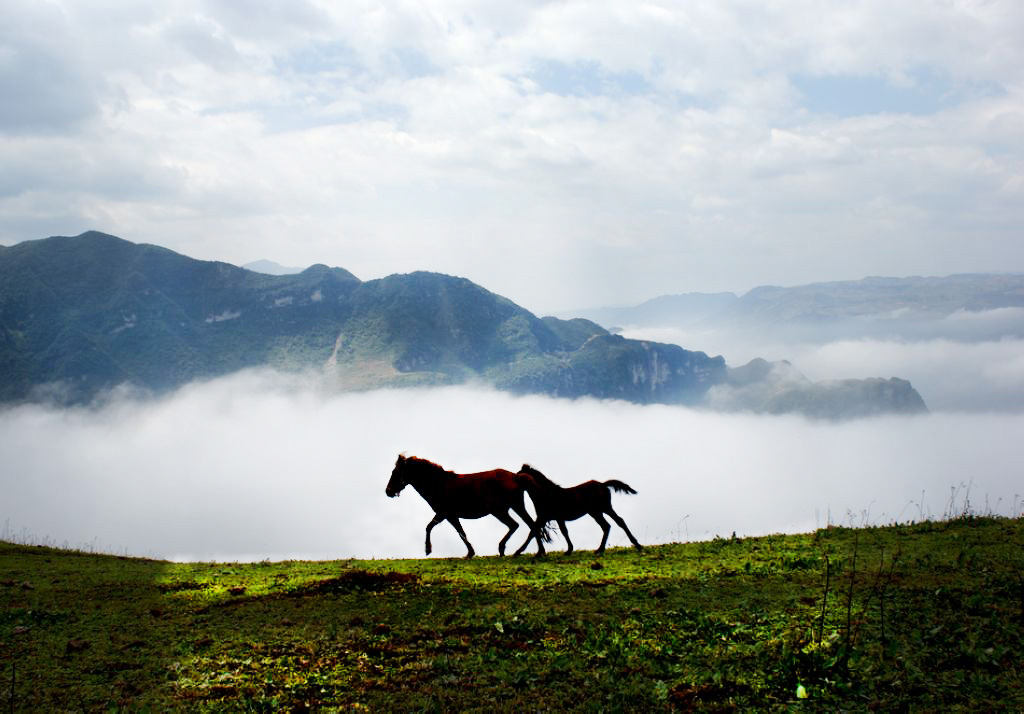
[529,59,652,98]
[275,40,362,77]
[793,67,1004,117]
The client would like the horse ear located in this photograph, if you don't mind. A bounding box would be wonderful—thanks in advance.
[397,454,406,464]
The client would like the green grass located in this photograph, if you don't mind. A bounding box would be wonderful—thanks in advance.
[2,517,1023,711]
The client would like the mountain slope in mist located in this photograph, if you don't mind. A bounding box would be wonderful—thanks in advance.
[0,232,925,416]
[0,232,361,401]
[0,232,731,408]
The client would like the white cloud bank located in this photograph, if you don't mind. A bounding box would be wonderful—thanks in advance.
[2,370,1021,562]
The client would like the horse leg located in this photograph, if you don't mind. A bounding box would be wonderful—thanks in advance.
[424,514,445,556]
[512,532,531,556]
[558,520,573,555]
[513,523,547,556]
[447,517,475,558]
[494,511,519,556]
[607,507,643,551]
[592,512,611,555]
[512,505,545,556]
[515,521,547,557]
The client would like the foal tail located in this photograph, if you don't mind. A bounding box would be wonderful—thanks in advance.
[604,479,637,495]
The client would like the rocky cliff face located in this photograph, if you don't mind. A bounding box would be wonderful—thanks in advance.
[488,334,726,405]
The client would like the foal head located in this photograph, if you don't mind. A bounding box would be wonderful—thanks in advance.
[518,463,558,490]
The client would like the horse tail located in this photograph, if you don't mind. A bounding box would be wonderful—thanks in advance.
[536,520,554,543]
[604,479,637,495]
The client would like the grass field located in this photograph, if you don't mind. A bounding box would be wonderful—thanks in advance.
[2,516,1022,710]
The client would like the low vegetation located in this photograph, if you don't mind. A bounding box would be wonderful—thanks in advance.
[2,517,1022,710]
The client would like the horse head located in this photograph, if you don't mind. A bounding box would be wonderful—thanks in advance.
[385,454,410,497]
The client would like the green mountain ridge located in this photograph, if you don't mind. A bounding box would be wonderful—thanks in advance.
[0,232,926,417]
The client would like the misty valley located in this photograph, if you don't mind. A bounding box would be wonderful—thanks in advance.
[1,231,1023,560]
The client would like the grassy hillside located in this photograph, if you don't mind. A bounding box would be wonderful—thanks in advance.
[2,517,1022,710]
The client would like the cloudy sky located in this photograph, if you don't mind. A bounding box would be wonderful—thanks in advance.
[2,0,1023,313]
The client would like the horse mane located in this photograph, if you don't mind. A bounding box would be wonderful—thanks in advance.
[403,455,453,479]
[519,463,561,491]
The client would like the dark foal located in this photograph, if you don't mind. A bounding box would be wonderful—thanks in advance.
[514,463,643,555]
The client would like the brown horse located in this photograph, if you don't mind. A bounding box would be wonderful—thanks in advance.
[385,455,549,558]
[514,464,643,555]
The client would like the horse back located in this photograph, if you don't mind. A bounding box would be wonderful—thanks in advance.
[456,469,523,492]
[572,480,611,497]
[431,469,526,517]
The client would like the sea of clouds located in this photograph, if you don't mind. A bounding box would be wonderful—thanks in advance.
[2,367,1021,562]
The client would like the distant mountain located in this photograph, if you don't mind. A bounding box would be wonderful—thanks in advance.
[578,275,1024,335]
[0,232,927,417]
[710,358,926,419]
[738,275,1024,321]
[242,259,305,275]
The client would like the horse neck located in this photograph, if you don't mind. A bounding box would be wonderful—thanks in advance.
[522,466,561,492]
[406,461,451,501]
